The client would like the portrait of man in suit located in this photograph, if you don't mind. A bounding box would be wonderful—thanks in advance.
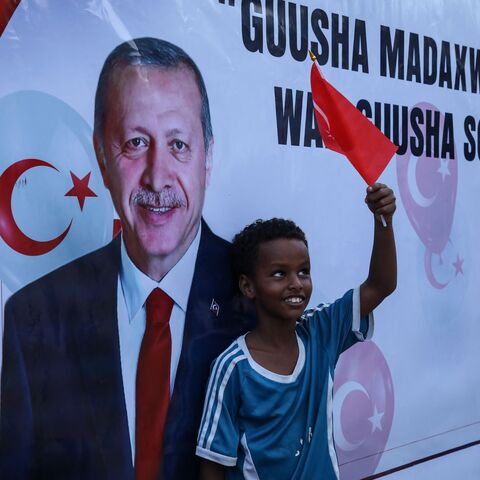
[0,37,253,480]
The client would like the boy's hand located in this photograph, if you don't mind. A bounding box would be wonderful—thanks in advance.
[365,183,396,225]
[361,182,397,316]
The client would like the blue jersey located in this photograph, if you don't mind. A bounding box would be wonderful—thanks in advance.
[196,288,373,480]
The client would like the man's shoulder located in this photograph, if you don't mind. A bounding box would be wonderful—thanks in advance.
[199,221,231,256]
[195,221,234,281]
[6,237,120,311]
[195,221,256,328]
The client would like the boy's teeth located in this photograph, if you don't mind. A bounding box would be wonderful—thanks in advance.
[285,297,302,304]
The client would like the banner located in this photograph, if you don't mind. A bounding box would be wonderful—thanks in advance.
[0,1,479,478]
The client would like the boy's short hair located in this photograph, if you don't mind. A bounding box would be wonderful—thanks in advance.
[231,218,308,281]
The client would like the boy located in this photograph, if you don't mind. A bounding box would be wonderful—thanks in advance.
[196,183,397,479]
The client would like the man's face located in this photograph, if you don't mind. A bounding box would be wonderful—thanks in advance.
[96,65,211,275]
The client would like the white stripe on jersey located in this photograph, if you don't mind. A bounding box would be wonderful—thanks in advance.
[198,344,243,447]
[198,343,239,442]
[241,433,260,479]
[195,445,237,467]
[301,303,329,319]
[206,352,247,449]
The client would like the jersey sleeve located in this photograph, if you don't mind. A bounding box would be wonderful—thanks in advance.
[303,288,374,363]
[196,345,246,467]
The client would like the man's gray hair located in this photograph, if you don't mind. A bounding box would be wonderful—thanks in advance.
[94,37,213,154]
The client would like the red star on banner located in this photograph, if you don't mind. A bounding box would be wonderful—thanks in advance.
[452,255,464,276]
[65,171,97,211]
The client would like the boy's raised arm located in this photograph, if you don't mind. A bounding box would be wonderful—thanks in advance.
[360,183,397,317]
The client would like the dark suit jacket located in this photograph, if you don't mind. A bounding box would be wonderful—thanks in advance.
[0,221,254,479]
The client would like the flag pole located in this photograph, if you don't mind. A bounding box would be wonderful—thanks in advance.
[308,50,387,227]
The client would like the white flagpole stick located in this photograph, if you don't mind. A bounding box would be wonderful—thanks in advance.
[372,185,387,228]
[370,183,387,228]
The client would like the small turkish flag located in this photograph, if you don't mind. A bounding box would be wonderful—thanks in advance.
[310,59,398,185]
[0,0,21,37]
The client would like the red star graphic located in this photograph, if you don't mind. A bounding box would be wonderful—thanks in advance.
[65,171,97,211]
[452,255,464,276]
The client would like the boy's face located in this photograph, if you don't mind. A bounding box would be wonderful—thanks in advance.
[241,238,313,324]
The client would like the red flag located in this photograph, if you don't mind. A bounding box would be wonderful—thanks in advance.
[0,0,21,38]
[310,60,398,185]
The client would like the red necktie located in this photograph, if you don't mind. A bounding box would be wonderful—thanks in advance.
[135,288,174,480]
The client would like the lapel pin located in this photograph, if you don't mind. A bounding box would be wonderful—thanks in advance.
[210,298,220,317]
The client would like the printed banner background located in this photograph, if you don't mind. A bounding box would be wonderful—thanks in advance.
[0,1,479,478]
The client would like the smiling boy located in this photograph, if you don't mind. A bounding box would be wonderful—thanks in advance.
[196,183,397,479]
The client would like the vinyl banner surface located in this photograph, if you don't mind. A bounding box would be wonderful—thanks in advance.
[0,1,479,478]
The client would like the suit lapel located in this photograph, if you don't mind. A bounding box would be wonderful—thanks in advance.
[74,237,134,480]
[162,222,240,479]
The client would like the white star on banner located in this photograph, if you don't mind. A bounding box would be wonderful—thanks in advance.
[368,405,384,433]
[437,158,451,181]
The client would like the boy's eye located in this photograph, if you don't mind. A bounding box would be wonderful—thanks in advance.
[299,269,310,277]
[272,271,285,278]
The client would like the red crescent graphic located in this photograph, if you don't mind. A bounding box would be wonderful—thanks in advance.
[424,248,449,289]
[0,159,72,256]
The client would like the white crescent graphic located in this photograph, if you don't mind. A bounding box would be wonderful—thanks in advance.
[424,248,449,289]
[407,155,437,207]
[333,381,370,452]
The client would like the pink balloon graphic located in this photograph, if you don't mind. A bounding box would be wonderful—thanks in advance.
[333,341,394,479]
[396,102,458,288]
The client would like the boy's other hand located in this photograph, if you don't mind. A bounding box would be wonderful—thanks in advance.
[365,183,396,225]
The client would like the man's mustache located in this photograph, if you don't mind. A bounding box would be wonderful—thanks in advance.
[132,188,186,208]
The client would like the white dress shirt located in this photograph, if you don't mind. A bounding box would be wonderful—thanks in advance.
[117,225,201,460]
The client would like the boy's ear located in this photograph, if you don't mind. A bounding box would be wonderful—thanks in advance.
[239,274,255,300]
